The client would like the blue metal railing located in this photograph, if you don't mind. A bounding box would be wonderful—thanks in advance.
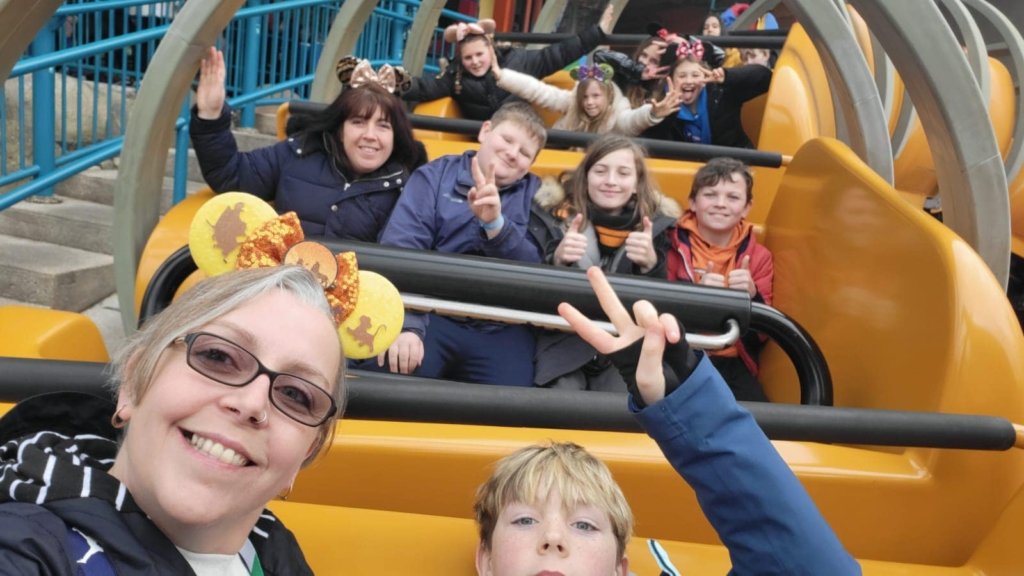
[2,0,477,212]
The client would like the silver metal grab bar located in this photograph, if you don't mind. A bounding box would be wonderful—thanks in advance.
[401,294,743,350]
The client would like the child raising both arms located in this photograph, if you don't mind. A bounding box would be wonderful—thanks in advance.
[668,158,773,402]
[491,55,683,137]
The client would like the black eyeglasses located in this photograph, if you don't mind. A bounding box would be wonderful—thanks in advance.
[175,332,337,427]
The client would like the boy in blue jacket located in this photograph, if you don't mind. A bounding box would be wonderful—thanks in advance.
[377,103,548,386]
[473,267,861,576]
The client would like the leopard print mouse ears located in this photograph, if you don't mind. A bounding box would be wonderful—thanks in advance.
[336,56,412,96]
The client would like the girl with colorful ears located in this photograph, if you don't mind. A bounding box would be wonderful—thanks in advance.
[401,4,615,121]
[528,135,682,390]
[491,54,683,137]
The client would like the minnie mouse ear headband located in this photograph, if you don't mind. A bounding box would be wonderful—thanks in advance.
[569,61,614,84]
[443,19,496,43]
[188,192,405,359]
[336,56,412,96]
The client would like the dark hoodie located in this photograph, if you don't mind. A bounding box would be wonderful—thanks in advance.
[0,392,312,575]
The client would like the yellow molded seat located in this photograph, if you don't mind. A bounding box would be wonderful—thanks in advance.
[0,306,108,362]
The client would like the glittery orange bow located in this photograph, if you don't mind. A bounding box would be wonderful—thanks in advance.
[235,212,359,325]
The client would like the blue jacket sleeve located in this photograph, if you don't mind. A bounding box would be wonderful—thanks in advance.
[380,164,444,338]
[0,504,74,575]
[632,355,861,576]
[189,104,285,201]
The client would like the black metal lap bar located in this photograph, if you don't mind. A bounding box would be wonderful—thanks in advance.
[0,358,1016,452]
[491,33,788,50]
[750,303,832,406]
[320,239,750,333]
[138,242,830,404]
[285,101,785,168]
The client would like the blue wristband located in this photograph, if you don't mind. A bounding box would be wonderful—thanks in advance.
[480,214,505,231]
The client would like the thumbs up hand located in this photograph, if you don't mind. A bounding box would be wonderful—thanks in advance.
[554,213,589,266]
[625,217,658,273]
[699,260,727,288]
[727,255,757,298]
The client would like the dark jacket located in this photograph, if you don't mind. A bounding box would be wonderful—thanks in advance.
[635,354,862,575]
[403,25,607,121]
[0,393,312,575]
[380,150,544,338]
[190,104,410,241]
[530,178,682,385]
[641,64,772,149]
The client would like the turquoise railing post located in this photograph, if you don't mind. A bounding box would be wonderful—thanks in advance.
[30,17,60,200]
[173,98,191,206]
[240,0,264,128]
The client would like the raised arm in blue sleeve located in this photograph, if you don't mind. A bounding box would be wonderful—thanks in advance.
[189,103,286,200]
[632,355,861,576]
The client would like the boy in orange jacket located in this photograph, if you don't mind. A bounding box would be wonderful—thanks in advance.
[667,158,773,401]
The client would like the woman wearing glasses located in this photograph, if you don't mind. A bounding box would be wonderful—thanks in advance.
[0,266,342,574]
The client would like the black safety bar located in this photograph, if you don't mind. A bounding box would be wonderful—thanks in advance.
[492,33,788,50]
[285,101,786,168]
[0,357,1014,452]
[139,241,831,405]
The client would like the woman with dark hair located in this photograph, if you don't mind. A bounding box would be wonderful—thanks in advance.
[191,47,425,241]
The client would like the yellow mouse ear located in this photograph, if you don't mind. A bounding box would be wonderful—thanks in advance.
[189,193,277,277]
[337,270,404,360]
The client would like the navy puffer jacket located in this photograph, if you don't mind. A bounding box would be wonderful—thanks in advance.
[190,104,410,241]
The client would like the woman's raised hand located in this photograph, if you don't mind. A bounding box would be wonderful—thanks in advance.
[197,46,227,120]
[651,79,683,118]
[558,268,685,406]
[554,214,588,266]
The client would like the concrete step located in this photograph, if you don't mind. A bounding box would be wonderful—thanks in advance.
[256,110,278,137]
[0,196,114,254]
[0,234,114,311]
[57,168,208,211]
[167,129,283,185]
[165,147,205,183]
[232,128,279,151]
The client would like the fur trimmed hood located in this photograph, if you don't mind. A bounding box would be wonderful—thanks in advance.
[534,175,683,220]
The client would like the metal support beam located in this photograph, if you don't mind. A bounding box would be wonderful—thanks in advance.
[113,0,248,333]
[309,0,380,103]
[786,0,893,183]
[962,0,1024,181]
[851,0,1009,287]
[402,0,447,76]
[0,0,64,85]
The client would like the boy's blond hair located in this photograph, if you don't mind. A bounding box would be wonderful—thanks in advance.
[488,101,548,153]
[473,441,633,560]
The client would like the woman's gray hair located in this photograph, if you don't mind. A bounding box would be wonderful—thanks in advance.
[111,266,345,465]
